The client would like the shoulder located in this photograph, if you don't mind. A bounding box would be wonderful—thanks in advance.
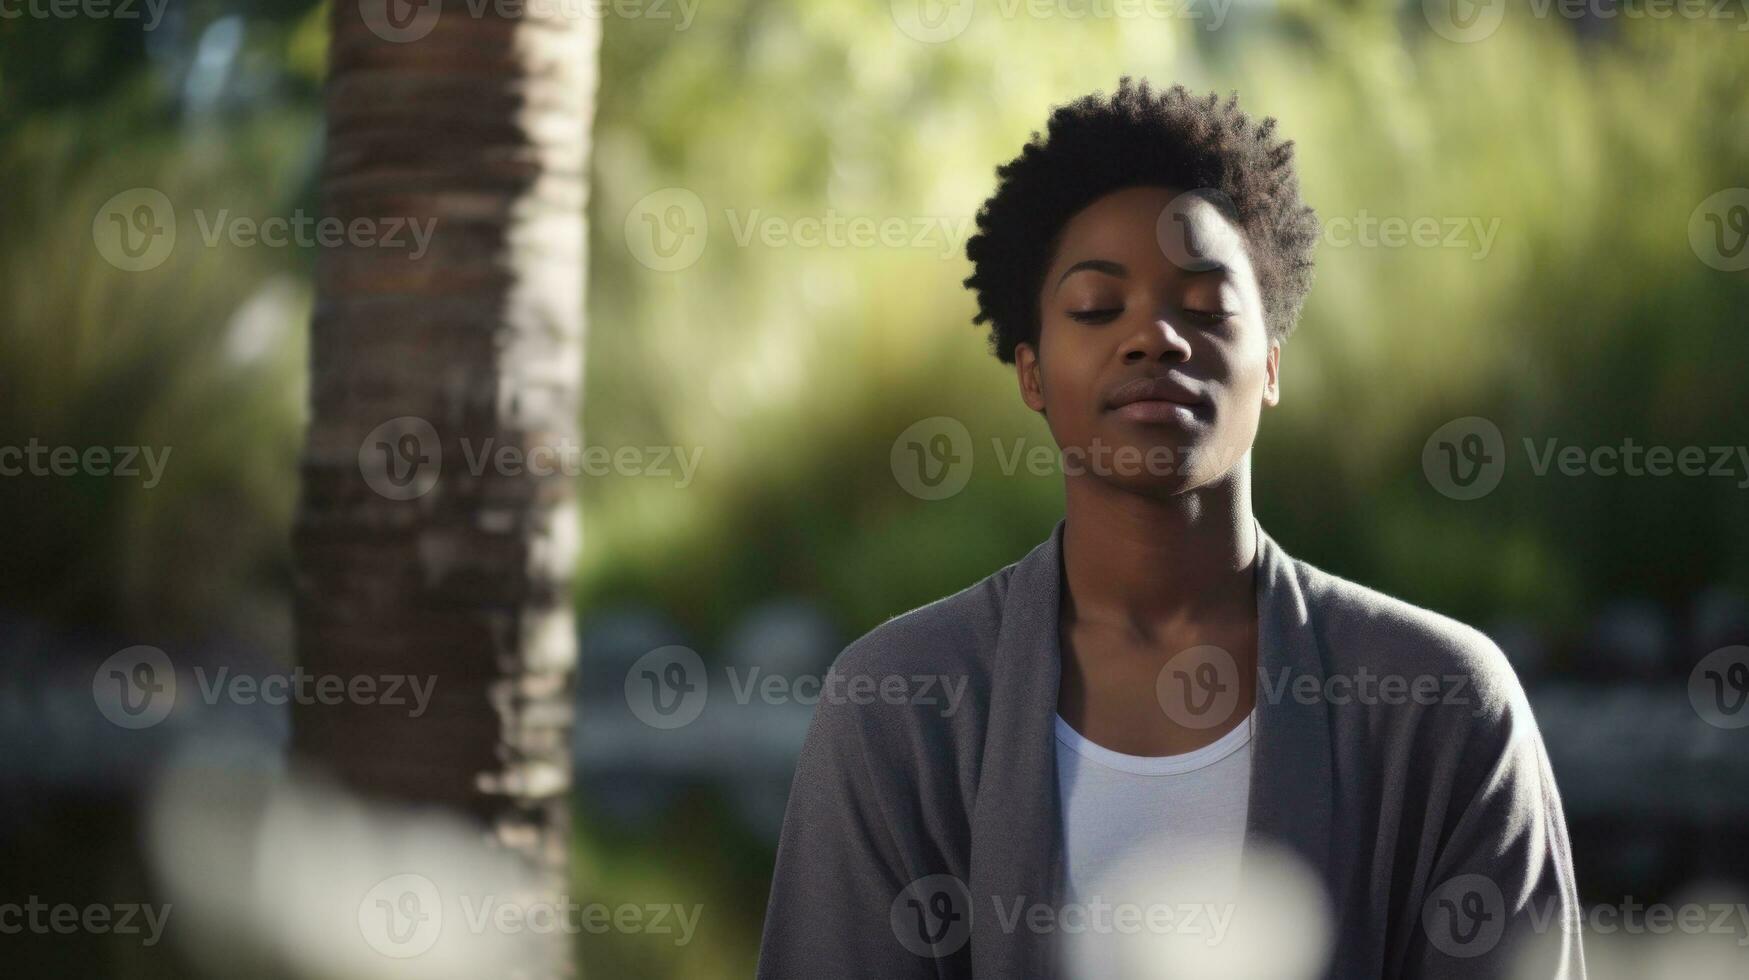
[796,553,1027,783]
[829,559,1014,684]
[789,558,1022,818]
[1289,554,1535,736]
[1282,553,1563,831]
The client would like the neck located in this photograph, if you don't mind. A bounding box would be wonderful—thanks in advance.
[1060,456,1259,636]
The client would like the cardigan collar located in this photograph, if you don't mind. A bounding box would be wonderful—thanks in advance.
[966,518,1336,976]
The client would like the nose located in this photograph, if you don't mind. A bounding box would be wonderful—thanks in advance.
[1119,316,1193,365]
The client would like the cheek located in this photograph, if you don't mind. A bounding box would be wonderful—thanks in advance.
[1035,339,1101,440]
[1035,325,1084,404]
[1220,328,1272,396]
[1233,350,1269,397]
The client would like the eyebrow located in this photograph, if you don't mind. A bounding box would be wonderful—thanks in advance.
[1054,256,1232,291]
[1055,258,1127,288]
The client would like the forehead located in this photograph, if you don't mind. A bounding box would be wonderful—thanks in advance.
[1047,185,1256,286]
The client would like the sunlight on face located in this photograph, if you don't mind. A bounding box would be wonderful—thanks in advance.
[1021,185,1278,498]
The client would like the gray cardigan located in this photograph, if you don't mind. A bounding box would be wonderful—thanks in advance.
[757,520,1586,978]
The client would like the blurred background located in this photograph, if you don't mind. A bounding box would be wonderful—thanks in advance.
[3,0,1748,976]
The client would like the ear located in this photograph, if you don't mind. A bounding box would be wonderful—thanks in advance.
[1015,343,1047,413]
[1262,340,1281,407]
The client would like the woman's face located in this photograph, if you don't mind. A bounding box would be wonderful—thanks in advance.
[1017,184,1280,496]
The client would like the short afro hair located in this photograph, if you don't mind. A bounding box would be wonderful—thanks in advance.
[963,78,1319,363]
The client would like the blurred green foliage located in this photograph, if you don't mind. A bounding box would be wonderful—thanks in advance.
[0,2,325,646]
[585,4,1749,650]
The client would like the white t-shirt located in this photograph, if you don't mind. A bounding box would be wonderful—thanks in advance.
[1053,708,1255,908]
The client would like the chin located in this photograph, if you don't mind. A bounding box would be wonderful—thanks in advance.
[1100,426,1253,495]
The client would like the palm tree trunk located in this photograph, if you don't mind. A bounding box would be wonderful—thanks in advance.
[292,4,597,976]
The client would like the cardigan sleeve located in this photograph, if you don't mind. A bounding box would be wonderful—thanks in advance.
[756,682,945,979]
[1403,693,1587,980]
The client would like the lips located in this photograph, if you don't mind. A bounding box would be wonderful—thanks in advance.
[1104,375,1207,411]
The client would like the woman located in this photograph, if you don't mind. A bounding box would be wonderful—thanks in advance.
[757,78,1584,980]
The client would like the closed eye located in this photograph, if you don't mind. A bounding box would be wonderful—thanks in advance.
[1066,308,1122,324]
[1185,309,1237,324]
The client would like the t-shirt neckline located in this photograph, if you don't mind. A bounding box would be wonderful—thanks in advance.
[1053,708,1255,776]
